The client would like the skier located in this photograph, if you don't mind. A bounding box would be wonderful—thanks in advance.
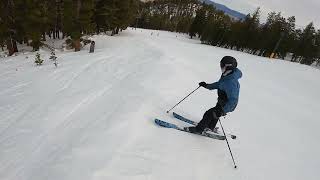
[186,56,242,133]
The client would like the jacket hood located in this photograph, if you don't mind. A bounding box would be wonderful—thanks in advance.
[220,68,242,81]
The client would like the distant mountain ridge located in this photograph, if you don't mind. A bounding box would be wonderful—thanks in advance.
[199,0,246,20]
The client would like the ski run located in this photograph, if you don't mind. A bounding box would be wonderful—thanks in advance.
[1,28,320,180]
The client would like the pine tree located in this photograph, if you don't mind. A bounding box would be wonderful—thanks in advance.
[79,0,95,34]
[277,16,296,59]
[314,30,320,66]
[23,0,53,51]
[114,0,138,34]
[0,11,6,51]
[243,8,261,53]
[35,52,44,65]
[189,7,206,38]
[62,0,94,51]
[297,22,317,65]
[50,0,63,39]
[1,0,19,56]
[94,0,118,34]
[49,50,58,67]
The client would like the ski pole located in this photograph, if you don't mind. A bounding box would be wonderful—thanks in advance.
[219,119,237,169]
[166,86,200,113]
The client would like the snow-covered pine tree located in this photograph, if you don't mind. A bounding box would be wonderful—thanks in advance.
[35,52,44,65]
[49,50,58,67]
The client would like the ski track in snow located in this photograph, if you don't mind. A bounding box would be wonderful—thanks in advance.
[0,28,320,180]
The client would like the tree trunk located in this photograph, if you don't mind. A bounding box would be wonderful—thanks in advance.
[258,50,264,56]
[291,54,297,62]
[42,32,46,41]
[76,0,81,18]
[115,27,120,34]
[6,40,14,56]
[73,0,81,52]
[6,38,17,56]
[24,38,29,46]
[56,30,60,39]
[32,41,40,51]
[13,40,18,52]
[74,39,81,52]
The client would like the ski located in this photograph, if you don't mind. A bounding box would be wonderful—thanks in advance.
[155,118,226,140]
[172,112,237,139]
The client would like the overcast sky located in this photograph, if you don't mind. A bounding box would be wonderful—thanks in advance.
[211,0,320,29]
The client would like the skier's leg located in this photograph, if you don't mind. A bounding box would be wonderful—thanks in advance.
[208,106,223,130]
[208,111,219,131]
[186,108,215,133]
[194,108,215,132]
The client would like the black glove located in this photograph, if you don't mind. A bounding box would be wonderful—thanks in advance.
[199,81,207,87]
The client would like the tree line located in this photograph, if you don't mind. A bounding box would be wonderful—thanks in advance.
[0,0,140,54]
[1,0,319,66]
[136,0,320,66]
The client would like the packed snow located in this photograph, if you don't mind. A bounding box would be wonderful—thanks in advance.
[0,28,320,180]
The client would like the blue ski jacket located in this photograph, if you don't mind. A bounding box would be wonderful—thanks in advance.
[205,68,242,113]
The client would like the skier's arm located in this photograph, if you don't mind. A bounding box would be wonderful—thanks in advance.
[205,82,220,90]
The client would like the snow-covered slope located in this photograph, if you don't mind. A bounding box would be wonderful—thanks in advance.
[0,28,319,180]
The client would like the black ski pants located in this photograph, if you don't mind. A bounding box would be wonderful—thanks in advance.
[196,106,223,131]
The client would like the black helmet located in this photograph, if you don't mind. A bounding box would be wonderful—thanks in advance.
[220,56,237,71]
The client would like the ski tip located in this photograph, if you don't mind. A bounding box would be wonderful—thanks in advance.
[154,118,178,129]
[172,112,178,116]
[154,119,163,125]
